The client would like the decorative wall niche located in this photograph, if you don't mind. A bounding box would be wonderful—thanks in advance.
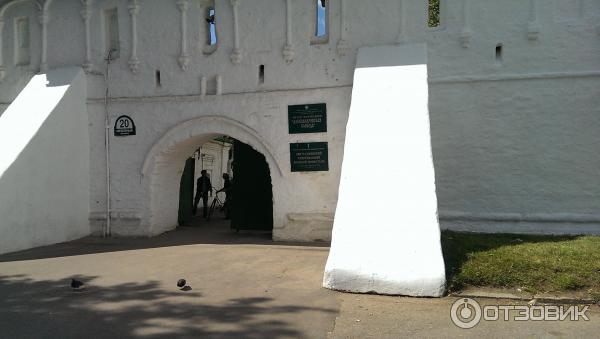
[104,8,120,59]
[14,16,30,66]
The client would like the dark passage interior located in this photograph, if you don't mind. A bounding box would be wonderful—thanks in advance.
[178,158,195,225]
[230,140,273,231]
[177,137,273,233]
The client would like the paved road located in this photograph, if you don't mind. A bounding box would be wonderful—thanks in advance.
[1,217,598,338]
[331,294,599,338]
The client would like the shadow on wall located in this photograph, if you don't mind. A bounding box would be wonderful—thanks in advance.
[0,68,89,254]
[0,274,335,338]
[45,69,81,87]
[356,45,426,68]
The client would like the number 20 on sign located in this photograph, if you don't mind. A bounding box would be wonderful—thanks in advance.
[114,115,136,136]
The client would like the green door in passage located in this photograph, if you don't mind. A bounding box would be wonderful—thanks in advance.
[230,140,273,231]
[178,157,195,226]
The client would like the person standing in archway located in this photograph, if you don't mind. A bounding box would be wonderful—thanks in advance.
[193,170,212,218]
[217,173,232,219]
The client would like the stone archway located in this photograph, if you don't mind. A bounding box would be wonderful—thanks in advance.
[141,116,284,236]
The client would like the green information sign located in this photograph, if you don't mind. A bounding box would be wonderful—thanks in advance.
[288,103,327,134]
[290,142,329,172]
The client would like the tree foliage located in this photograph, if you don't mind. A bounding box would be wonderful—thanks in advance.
[428,0,440,28]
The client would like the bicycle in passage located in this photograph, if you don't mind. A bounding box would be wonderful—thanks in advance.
[207,189,225,220]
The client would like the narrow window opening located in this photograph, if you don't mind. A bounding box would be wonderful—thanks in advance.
[206,7,217,46]
[315,0,327,39]
[428,0,441,28]
[15,17,30,65]
[495,44,503,65]
[258,65,265,84]
[155,70,161,87]
[206,76,217,95]
[104,8,120,59]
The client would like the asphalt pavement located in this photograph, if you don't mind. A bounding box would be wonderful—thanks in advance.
[1,216,598,338]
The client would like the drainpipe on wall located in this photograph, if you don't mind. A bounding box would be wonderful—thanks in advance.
[103,49,116,237]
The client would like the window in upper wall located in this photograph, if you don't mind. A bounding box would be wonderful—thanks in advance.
[313,0,328,42]
[155,70,162,87]
[428,0,441,28]
[258,65,265,84]
[495,44,503,65]
[15,17,30,65]
[206,7,217,46]
[104,8,120,59]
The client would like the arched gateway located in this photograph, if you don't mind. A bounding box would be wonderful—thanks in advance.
[141,115,284,236]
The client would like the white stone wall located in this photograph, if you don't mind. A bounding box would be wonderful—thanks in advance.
[324,44,446,297]
[93,89,349,239]
[427,0,600,234]
[0,0,598,239]
[0,67,90,254]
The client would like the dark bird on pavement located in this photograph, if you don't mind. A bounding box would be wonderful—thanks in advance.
[177,279,186,288]
[71,279,84,289]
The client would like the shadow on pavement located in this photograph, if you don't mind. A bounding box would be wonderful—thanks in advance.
[0,274,335,338]
[0,215,330,263]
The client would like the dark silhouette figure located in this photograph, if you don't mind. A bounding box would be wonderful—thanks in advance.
[177,279,186,288]
[193,170,212,218]
[217,173,232,219]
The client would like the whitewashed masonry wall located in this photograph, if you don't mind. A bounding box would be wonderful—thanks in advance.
[0,0,599,240]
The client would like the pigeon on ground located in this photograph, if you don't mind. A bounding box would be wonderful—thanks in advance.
[177,279,186,288]
[71,279,84,289]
